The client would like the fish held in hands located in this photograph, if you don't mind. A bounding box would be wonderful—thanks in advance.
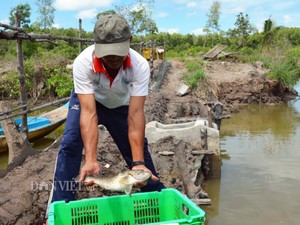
[82,170,151,195]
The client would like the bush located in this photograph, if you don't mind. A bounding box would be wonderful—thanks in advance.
[237,47,261,63]
[45,66,73,97]
[0,72,20,98]
[285,46,300,66]
[268,61,300,88]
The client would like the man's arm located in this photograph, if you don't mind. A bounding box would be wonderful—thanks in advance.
[77,93,101,181]
[128,96,146,162]
[128,96,158,181]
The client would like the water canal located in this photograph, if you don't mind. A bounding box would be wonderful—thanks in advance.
[203,83,300,225]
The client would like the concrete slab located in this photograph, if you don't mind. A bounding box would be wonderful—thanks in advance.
[176,83,191,96]
[146,120,220,154]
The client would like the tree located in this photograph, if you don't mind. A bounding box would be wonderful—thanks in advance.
[227,12,255,48]
[262,17,275,47]
[204,1,221,34]
[35,0,55,29]
[203,1,221,46]
[264,18,273,33]
[96,10,117,19]
[9,4,31,27]
[114,0,158,35]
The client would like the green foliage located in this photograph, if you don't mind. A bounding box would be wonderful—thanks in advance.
[245,32,263,49]
[275,28,300,46]
[0,40,16,58]
[183,58,206,88]
[9,4,31,27]
[1,72,20,98]
[45,67,73,97]
[22,41,41,58]
[204,1,222,35]
[51,42,79,59]
[227,12,256,48]
[263,46,300,88]
[35,0,55,29]
[97,10,117,19]
[263,19,273,33]
[268,61,300,88]
[285,46,300,65]
[113,0,157,35]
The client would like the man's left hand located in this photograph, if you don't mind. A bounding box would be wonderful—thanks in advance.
[131,165,159,186]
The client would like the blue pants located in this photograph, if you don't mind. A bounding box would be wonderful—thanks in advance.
[51,91,165,203]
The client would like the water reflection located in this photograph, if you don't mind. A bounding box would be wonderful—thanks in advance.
[0,151,8,169]
[0,124,64,169]
[222,104,300,138]
[203,96,300,225]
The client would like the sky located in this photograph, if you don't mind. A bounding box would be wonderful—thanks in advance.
[0,0,300,35]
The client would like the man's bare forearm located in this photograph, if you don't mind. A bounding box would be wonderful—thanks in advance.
[128,96,146,162]
[77,94,98,163]
[80,112,98,162]
[128,110,145,162]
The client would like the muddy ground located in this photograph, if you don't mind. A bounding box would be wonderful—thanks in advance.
[0,59,297,225]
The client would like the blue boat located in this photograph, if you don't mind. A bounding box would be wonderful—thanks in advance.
[0,102,69,152]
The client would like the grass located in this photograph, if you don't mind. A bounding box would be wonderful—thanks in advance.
[182,58,206,89]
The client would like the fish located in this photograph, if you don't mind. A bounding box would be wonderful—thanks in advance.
[82,170,151,195]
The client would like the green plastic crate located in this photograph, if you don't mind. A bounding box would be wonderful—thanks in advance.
[48,188,206,225]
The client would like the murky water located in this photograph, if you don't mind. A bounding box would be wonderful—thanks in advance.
[202,85,300,225]
[0,123,64,169]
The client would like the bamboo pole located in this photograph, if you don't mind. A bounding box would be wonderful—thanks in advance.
[0,30,93,43]
[0,97,70,121]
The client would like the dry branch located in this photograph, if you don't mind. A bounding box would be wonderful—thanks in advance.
[0,22,24,32]
[0,97,70,121]
[0,30,93,42]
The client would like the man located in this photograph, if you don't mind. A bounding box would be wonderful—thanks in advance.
[44,14,165,224]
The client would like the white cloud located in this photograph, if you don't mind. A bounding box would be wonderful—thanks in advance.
[283,15,293,26]
[54,0,113,11]
[130,3,146,12]
[187,2,197,8]
[159,27,179,34]
[52,23,61,28]
[77,9,98,19]
[0,18,9,24]
[156,12,169,18]
[191,28,204,35]
[173,0,199,10]
[174,0,189,3]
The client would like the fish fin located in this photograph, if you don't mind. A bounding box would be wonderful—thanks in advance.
[119,175,130,185]
[119,176,133,194]
[124,185,133,195]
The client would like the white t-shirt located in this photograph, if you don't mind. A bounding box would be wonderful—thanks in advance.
[73,45,150,109]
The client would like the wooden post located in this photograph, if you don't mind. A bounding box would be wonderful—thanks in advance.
[15,14,28,139]
[150,41,154,77]
[79,18,82,54]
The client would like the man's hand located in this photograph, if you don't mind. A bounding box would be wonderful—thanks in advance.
[132,164,159,186]
[79,161,101,185]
